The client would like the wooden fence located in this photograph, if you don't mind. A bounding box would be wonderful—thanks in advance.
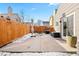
[33,26,55,33]
[0,18,31,47]
[0,17,55,47]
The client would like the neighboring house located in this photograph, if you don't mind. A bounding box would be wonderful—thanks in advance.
[53,9,59,32]
[54,3,79,41]
[0,6,22,22]
[37,20,42,26]
[35,20,43,26]
[49,16,54,27]
[43,21,49,27]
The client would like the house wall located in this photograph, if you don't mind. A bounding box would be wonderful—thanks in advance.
[54,3,79,41]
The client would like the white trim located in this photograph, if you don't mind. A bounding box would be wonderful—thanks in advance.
[61,17,67,39]
[74,12,76,36]
[61,17,64,38]
[66,12,75,17]
[66,12,75,36]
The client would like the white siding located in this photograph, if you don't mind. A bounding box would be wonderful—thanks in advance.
[54,3,79,41]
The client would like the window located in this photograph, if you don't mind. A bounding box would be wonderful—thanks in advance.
[56,21,59,26]
[66,14,74,36]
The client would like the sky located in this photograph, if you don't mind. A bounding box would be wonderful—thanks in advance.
[0,3,59,23]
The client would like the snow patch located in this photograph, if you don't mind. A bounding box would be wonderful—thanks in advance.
[12,33,32,43]
[0,52,77,56]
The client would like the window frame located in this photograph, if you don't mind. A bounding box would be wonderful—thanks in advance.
[66,12,75,36]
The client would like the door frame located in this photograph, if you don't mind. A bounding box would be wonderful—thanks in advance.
[61,12,75,39]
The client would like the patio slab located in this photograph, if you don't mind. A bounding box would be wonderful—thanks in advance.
[0,33,76,53]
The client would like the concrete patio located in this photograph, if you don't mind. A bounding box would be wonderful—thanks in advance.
[0,33,77,53]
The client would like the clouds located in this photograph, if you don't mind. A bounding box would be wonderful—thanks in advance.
[31,8,36,10]
[48,3,54,6]
[48,3,59,6]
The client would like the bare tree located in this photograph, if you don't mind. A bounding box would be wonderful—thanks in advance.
[31,18,35,37]
[20,9,25,22]
[31,19,34,33]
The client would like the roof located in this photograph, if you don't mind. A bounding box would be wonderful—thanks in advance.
[1,13,21,22]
